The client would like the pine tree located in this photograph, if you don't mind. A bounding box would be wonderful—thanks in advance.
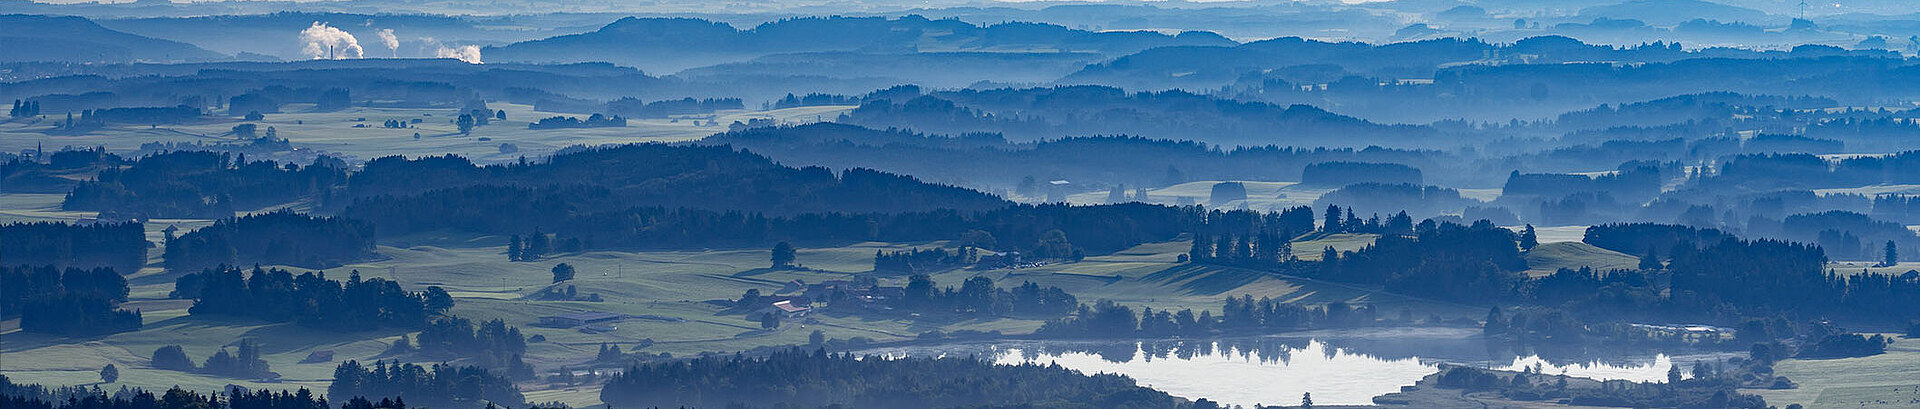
[1884,241,1899,267]
[1215,235,1233,262]
[507,235,523,261]
[1323,204,1343,233]
[527,229,549,259]
[1520,224,1539,250]
[1188,234,1210,261]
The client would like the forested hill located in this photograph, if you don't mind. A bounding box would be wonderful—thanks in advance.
[483,15,1233,71]
[1063,34,1902,91]
[0,14,226,63]
[45,143,1005,221]
[340,143,1009,215]
[839,86,1440,148]
[701,122,1450,188]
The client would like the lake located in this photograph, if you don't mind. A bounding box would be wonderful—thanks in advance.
[859,327,1736,407]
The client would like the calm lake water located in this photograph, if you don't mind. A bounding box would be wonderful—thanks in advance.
[859,327,1733,407]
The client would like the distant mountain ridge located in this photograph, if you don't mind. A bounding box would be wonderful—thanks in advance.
[0,14,226,63]
[485,15,1235,73]
[839,85,1440,148]
[1062,34,1903,91]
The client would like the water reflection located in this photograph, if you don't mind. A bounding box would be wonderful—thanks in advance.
[997,339,1431,407]
[857,328,1731,408]
[1493,354,1684,383]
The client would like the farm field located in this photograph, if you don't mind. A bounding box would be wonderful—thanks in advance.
[1745,335,1920,409]
[1291,233,1380,260]
[0,103,854,165]
[1059,180,1338,211]
[1826,261,1920,276]
[0,225,1478,406]
[1514,225,1589,244]
[1521,241,1641,277]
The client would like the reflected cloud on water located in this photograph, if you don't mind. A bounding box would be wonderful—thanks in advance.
[856,327,1735,407]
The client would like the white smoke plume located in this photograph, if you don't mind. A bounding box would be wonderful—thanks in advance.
[436,44,483,64]
[376,29,399,56]
[300,22,364,60]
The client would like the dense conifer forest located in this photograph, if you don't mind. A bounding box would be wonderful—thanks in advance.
[600,348,1197,409]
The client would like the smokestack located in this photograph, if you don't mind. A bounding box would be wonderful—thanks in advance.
[300,22,364,60]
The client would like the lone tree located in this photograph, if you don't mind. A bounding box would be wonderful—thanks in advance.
[551,263,576,283]
[1300,392,1313,409]
[456,113,476,135]
[1520,224,1539,250]
[231,123,258,139]
[759,312,780,330]
[1323,204,1343,233]
[508,235,523,261]
[99,364,119,383]
[151,345,194,371]
[771,242,796,268]
[1884,241,1899,267]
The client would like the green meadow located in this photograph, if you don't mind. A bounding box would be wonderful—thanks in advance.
[0,103,854,164]
[2,222,1491,405]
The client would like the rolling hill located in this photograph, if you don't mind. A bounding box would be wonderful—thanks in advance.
[0,14,225,63]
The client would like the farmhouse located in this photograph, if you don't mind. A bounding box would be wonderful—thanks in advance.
[300,350,334,363]
[976,251,1025,269]
[772,300,811,318]
[538,311,623,328]
[803,281,906,309]
[763,295,812,306]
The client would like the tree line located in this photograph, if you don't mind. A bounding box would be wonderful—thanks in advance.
[164,210,375,271]
[328,360,525,409]
[1035,295,1377,338]
[413,317,534,379]
[62,150,345,219]
[890,275,1079,317]
[1,221,147,273]
[2,373,521,409]
[0,265,139,336]
[171,266,450,331]
[599,348,1201,409]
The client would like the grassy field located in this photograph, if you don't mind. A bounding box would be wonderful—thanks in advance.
[1523,225,1590,244]
[1058,180,1337,211]
[1745,335,1920,409]
[1521,241,1641,277]
[2,114,1484,404]
[0,193,90,224]
[0,103,853,165]
[1,227,1479,404]
[1826,261,1920,276]
[1291,233,1380,261]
